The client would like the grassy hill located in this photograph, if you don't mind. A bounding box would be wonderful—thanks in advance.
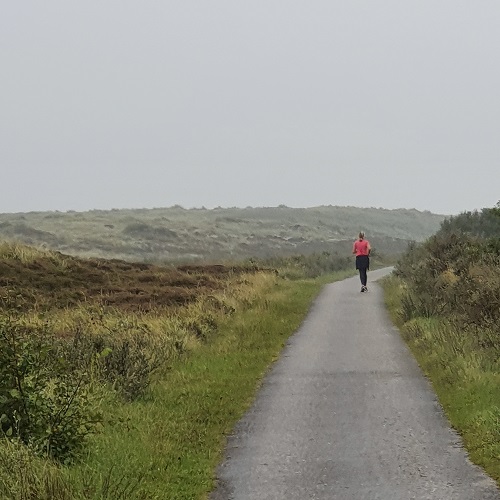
[0,205,445,263]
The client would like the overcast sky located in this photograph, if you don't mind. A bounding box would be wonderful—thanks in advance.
[1,1,499,215]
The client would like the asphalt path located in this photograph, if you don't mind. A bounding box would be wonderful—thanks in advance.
[211,268,500,500]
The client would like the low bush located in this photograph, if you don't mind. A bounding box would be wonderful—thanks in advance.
[63,319,172,402]
[395,214,500,327]
[0,317,102,463]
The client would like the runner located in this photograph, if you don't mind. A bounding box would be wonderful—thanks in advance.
[353,231,371,292]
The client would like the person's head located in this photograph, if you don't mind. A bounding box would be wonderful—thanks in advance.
[358,231,365,240]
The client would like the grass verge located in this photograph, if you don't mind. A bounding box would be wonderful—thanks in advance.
[56,270,350,499]
[381,275,500,485]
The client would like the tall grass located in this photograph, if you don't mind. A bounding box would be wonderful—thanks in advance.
[0,439,73,500]
[0,241,55,264]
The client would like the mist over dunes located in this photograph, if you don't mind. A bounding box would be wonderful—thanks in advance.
[0,205,445,263]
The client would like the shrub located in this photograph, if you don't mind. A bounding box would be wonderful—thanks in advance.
[63,321,170,401]
[59,311,206,401]
[122,222,178,241]
[396,231,500,326]
[393,203,500,360]
[0,318,102,463]
[440,204,500,240]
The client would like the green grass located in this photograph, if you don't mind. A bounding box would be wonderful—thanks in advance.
[382,275,500,485]
[55,271,347,499]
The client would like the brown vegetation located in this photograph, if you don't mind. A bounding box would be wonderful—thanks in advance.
[0,252,258,313]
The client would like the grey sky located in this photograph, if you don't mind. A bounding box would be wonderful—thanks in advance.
[1,1,499,215]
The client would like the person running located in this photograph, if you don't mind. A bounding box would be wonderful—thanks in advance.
[353,231,371,292]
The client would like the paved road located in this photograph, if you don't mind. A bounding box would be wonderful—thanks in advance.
[211,268,500,500]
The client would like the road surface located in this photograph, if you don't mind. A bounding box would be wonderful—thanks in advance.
[211,268,500,500]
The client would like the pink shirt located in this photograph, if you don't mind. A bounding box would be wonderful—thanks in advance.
[353,239,370,256]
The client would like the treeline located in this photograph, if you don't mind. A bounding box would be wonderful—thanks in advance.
[384,202,500,484]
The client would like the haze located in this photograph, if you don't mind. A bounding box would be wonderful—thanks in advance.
[2,1,499,215]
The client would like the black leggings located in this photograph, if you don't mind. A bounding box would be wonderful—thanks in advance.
[359,267,368,286]
[356,255,369,286]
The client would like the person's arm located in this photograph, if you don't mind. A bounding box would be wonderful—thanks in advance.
[352,242,357,255]
[367,241,371,255]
